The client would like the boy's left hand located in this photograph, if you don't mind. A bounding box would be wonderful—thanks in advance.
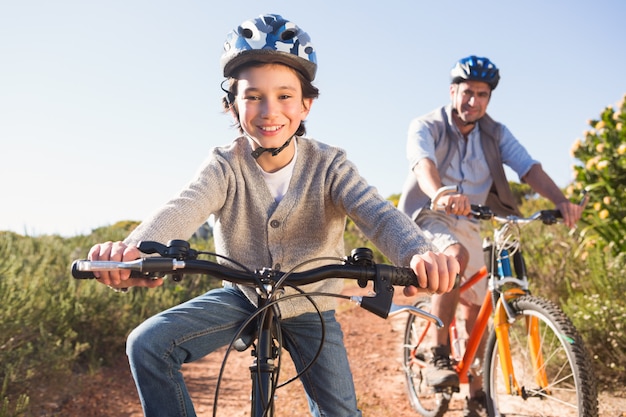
[404,251,459,296]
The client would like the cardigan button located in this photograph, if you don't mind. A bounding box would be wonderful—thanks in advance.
[270,220,280,228]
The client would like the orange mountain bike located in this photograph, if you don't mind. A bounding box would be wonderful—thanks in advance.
[402,186,598,417]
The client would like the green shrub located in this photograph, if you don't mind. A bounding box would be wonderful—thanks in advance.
[568,93,626,257]
[0,228,219,416]
[564,93,626,383]
[562,248,626,385]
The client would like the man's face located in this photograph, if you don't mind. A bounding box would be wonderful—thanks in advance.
[450,80,492,125]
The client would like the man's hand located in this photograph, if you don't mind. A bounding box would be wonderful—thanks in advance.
[439,194,472,217]
[556,200,583,229]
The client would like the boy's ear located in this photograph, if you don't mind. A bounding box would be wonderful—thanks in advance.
[228,104,239,122]
[302,98,313,115]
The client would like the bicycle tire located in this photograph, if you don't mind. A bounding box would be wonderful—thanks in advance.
[483,295,598,417]
[402,297,452,417]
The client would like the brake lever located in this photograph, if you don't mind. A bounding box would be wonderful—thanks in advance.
[388,303,444,328]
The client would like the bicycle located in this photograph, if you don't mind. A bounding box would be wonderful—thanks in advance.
[72,239,443,417]
[402,185,598,417]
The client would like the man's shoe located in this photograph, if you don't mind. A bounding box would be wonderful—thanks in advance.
[424,345,459,389]
[463,390,488,417]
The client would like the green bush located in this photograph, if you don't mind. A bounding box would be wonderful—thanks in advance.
[0,227,220,416]
[562,93,626,384]
[562,248,626,384]
[569,93,626,257]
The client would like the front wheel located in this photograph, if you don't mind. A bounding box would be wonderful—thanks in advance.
[483,295,598,417]
[402,297,452,417]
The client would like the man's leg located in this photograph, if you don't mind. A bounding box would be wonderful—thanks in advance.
[459,301,487,395]
[426,242,468,388]
[459,301,488,416]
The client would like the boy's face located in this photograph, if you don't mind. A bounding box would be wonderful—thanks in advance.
[234,63,312,149]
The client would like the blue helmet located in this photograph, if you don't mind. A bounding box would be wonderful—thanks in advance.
[221,14,317,81]
[450,56,500,90]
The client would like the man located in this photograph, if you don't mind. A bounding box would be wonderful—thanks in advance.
[398,55,582,417]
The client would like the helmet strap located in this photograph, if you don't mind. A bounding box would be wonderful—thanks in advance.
[251,136,294,159]
[221,79,235,106]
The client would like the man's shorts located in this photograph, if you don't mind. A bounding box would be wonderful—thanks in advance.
[416,210,486,306]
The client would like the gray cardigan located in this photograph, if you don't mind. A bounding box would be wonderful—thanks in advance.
[126,136,435,318]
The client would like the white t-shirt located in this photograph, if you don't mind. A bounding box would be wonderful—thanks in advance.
[259,141,297,202]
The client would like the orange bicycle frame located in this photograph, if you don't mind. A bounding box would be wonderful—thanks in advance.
[451,266,490,384]
[450,267,549,392]
[454,272,491,384]
[492,288,549,395]
[414,265,550,392]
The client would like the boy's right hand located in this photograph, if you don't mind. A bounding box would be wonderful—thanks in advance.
[88,241,164,290]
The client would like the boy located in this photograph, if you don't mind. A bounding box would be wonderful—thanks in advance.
[89,14,458,417]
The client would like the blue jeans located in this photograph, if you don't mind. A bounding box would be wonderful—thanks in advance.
[126,286,362,417]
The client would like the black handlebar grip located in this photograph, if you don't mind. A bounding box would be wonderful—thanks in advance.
[72,260,96,279]
[389,267,460,290]
[541,209,562,225]
[390,267,419,287]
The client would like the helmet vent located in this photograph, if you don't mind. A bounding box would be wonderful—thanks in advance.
[241,28,254,39]
[281,28,297,40]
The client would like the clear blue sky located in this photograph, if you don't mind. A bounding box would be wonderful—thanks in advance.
[1,0,624,236]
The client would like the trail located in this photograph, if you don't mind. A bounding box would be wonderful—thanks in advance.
[40,282,624,416]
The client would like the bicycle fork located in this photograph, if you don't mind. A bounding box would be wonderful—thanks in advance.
[493,289,549,396]
[250,341,276,416]
[250,303,279,417]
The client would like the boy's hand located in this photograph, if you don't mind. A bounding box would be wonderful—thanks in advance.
[88,241,163,290]
[404,251,459,297]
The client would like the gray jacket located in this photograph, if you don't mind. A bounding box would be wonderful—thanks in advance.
[126,136,435,318]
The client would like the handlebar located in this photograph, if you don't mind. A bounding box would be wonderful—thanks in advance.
[429,185,588,226]
[71,240,443,326]
[469,205,563,226]
[72,258,419,286]
[71,242,418,287]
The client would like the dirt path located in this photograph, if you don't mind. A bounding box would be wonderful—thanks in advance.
[42,283,626,416]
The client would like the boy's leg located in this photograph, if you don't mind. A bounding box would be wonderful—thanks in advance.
[282,311,362,417]
[126,286,255,417]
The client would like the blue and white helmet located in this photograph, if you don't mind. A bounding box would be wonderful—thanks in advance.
[221,14,317,81]
[450,56,500,90]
